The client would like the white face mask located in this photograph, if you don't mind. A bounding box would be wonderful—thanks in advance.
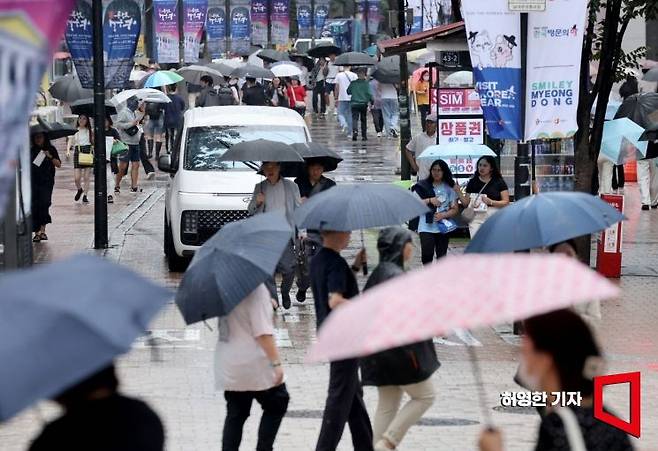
[516,356,541,391]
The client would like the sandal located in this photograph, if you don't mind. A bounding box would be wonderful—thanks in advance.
[32,234,41,242]
[39,232,48,241]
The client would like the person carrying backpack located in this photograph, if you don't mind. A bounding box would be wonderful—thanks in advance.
[144,100,165,159]
[205,83,239,106]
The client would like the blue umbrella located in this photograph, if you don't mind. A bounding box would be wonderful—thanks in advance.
[591,99,621,121]
[175,211,292,324]
[465,192,624,254]
[142,70,184,88]
[294,184,429,231]
[0,254,172,421]
[600,118,648,164]
[417,144,497,161]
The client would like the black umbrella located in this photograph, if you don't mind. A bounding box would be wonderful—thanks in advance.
[292,142,343,171]
[614,93,658,140]
[230,64,275,79]
[207,62,236,77]
[289,53,315,71]
[48,75,92,103]
[334,52,377,67]
[257,49,290,63]
[219,139,304,163]
[29,121,77,141]
[307,42,342,59]
[371,56,414,84]
[175,212,292,324]
[70,98,117,117]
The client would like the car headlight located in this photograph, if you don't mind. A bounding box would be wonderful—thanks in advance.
[182,211,198,234]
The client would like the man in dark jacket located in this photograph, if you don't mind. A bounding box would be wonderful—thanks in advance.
[241,77,268,106]
[361,227,439,451]
[164,85,186,153]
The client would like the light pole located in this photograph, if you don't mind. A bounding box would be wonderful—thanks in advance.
[398,1,412,180]
[92,0,108,249]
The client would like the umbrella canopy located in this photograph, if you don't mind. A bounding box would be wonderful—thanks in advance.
[465,192,625,254]
[129,69,148,82]
[307,42,342,59]
[270,62,303,78]
[208,62,237,77]
[371,56,413,84]
[230,64,275,79]
[407,49,435,66]
[294,184,429,232]
[29,121,77,140]
[176,212,293,324]
[600,117,648,164]
[212,58,246,69]
[110,88,171,107]
[411,66,438,88]
[444,71,473,87]
[70,98,117,117]
[417,144,496,161]
[614,92,658,139]
[219,139,304,163]
[142,70,184,88]
[307,253,619,362]
[48,75,92,103]
[0,254,172,421]
[257,49,291,63]
[642,67,658,82]
[592,98,622,121]
[334,52,376,67]
[292,142,343,171]
[176,65,225,85]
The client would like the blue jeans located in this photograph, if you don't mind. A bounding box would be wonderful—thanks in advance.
[337,100,353,134]
[381,98,399,134]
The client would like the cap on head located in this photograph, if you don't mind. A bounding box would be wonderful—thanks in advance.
[425,112,437,122]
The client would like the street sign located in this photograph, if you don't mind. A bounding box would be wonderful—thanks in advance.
[508,0,546,11]
[431,88,483,116]
[439,51,471,69]
[438,118,484,145]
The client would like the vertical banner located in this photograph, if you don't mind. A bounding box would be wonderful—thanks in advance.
[407,0,422,33]
[314,0,329,38]
[183,0,208,63]
[65,0,94,88]
[524,0,586,140]
[462,0,523,140]
[251,0,268,46]
[230,0,250,55]
[355,0,366,35]
[296,0,312,39]
[270,0,289,45]
[103,0,141,88]
[206,1,226,58]
[153,0,179,63]
[367,0,381,35]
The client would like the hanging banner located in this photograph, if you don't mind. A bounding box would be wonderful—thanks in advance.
[270,0,289,45]
[103,0,141,88]
[524,0,586,140]
[367,0,381,35]
[407,0,422,33]
[462,0,522,140]
[206,1,226,58]
[355,0,366,35]
[297,0,312,39]
[153,0,179,63]
[183,0,207,62]
[65,1,94,88]
[230,0,251,55]
[251,0,268,46]
[314,0,329,38]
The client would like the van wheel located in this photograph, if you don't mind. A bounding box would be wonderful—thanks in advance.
[164,216,190,272]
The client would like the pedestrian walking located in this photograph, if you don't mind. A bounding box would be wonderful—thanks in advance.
[266,77,288,107]
[369,78,384,138]
[324,54,339,115]
[310,230,372,451]
[136,101,156,181]
[414,70,431,130]
[479,310,632,451]
[360,227,439,451]
[164,84,186,153]
[115,98,144,194]
[462,155,510,237]
[29,364,164,451]
[412,160,459,263]
[334,67,357,135]
[405,114,438,179]
[637,140,658,210]
[144,98,165,159]
[311,57,328,115]
[195,75,215,107]
[294,159,337,303]
[30,132,61,242]
[247,162,301,309]
[287,76,307,117]
[105,117,120,204]
[380,82,399,137]
[241,77,268,106]
[68,114,93,204]
[347,68,373,141]
[215,283,289,451]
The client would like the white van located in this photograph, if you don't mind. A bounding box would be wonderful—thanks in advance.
[158,106,311,271]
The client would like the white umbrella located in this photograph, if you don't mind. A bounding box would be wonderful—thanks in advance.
[247,51,265,68]
[212,58,245,69]
[129,70,148,82]
[270,62,302,78]
[443,71,473,87]
[110,88,171,107]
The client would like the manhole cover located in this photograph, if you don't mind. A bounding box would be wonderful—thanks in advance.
[492,406,538,415]
[285,410,479,426]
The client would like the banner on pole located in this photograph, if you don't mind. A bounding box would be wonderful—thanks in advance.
[251,0,268,46]
[462,0,522,140]
[103,0,141,87]
[314,0,329,38]
[183,0,207,62]
[153,0,179,63]
[270,0,289,45]
[206,1,226,58]
[230,0,250,55]
[65,0,94,88]
[367,0,381,35]
[297,0,312,39]
[524,0,586,140]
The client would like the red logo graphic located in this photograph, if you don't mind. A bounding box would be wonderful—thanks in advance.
[593,371,641,437]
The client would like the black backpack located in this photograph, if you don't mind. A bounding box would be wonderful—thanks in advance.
[146,102,164,119]
[206,86,237,106]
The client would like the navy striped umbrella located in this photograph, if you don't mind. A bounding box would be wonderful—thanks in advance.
[175,212,292,324]
[294,184,430,231]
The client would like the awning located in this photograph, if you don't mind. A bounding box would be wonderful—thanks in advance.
[378,21,465,56]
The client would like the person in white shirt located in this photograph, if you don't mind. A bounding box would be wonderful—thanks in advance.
[405,114,438,179]
[67,114,94,203]
[380,82,400,137]
[324,53,340,114]
[334,67,357,135]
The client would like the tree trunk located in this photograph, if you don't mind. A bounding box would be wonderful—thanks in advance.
[451,0,462,22]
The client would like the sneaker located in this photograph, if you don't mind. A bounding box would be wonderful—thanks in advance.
[296,290,306,303]
[642,205,651,211]
[82,194,89,203]
[130,186,139,193]
[114,186,120,194]
[352,134,358,141]
[147,172,155,180]
[377,132,382,138]
[652,203,658,209]
[107,195,114,204]
[391,129,399,138]
[282,292,291,310]
[74,188,83,201]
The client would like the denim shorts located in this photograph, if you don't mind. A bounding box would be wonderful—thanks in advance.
[119,144,141,163]
[144,116,164,135]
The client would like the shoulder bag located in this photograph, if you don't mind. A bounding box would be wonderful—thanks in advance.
[461,180,490,223]
[77,146,94,167]
[290,87,306,109]
[111,140,129,157]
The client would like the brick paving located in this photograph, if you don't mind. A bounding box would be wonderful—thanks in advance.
[2,114,657,450]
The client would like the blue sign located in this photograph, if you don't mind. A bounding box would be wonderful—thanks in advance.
[473,67,523,139]
[230,3,250,55]
[65,0,94,88]
[206,6,226,58]
[103,0,141,88]
[297,3,312,39]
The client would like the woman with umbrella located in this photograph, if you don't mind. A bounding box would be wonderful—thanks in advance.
[462,156,510,237]
[67,114,94,204]
[265,76,288,107]
[30,131,61,242]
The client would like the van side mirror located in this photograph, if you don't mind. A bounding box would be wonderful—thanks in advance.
[158,154,175,173]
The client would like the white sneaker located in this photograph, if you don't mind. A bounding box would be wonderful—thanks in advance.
[377,132,382,138]
[147,172,155,180]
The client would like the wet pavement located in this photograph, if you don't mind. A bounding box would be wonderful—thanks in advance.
[2,108,657,450]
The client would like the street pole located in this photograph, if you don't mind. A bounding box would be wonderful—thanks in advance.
[92,0,108,249]
[514,12,530,201]
[225,0,230,56]
[267,0,272,48]
[311,0,316,46]
[398,1,412,180]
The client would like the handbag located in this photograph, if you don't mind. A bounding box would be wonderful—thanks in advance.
[125,125,139,136]
[111,140,129,157]
[461,181,490,223]
[290,87,305,109]
[77,146,94,167]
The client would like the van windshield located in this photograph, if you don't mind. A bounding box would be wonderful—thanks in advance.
[184,125,308,171]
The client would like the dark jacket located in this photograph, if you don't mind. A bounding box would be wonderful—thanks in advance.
[360,228,440,387]
[294,175,336,199]
[347,79,373,105]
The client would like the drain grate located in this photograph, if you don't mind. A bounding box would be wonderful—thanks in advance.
[285,410,479,426]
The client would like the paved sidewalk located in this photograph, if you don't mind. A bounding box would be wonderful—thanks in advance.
[2,116,657,450]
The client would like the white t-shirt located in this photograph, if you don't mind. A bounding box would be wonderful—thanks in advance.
[406,132,437,179]
[380,83,398,99]
[335,71,357,101]
[214,284,277,392]
[326,62,339,82]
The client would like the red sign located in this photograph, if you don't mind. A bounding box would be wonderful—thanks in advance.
[431,88,483,115]
[594,371,641,437]
[438,118,484,144]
